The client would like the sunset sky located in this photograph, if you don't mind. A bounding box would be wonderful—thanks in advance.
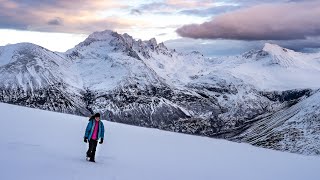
[0,0,319,55]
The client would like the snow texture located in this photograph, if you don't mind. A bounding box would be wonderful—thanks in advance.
[0,103,320,180]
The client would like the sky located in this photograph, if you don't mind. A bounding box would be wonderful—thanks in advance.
[0,0,319,56]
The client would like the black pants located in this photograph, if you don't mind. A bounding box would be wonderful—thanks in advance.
[86,139,98,160]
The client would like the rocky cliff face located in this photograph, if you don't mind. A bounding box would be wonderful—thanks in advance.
[233,89,320,155]
[1,30,320,155]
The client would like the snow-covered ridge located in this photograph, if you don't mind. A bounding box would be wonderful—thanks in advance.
[263,43,296,54]
[69,30,171,59]
[0,43,45,66]
[262,43,300,67]
[0,42,81,90]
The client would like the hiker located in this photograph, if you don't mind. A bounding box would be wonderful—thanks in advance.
[84,113,105,162]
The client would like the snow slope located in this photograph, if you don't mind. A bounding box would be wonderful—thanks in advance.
[0,103,320,180]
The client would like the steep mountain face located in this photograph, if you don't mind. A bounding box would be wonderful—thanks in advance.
[0,43,88,115]
[234,89,320,155]
[0,30,319,155]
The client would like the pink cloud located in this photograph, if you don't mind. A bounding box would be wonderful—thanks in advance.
[176,1,320,40]
[0,0,137,33]
[0,0,18,9]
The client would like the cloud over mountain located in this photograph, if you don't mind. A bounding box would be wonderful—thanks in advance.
[176,1,320,40]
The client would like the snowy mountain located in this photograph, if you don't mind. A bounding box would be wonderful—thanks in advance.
[234,89,320,155]
[222,43,320,90]
[1,103,320,180]
[64,30,278,136]
[0,43,88,115]
[0,30,320,155]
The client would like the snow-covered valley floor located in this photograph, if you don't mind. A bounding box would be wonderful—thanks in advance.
[0,103,319,180]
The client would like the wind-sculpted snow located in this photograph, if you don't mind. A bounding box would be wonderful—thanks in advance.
[0,30,320,155]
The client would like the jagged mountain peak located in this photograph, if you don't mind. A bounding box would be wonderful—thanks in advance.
[68,29,172,60]
[84,30,169,50]
[73,30,135,50]
[144,38,157,47]
[86,29,115,41]
[74,30,119,49]
[80,30,166,50]
[158,42,168,50]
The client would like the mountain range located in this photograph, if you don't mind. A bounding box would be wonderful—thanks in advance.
[1,30,320,155]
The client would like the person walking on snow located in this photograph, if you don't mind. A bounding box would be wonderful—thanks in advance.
[84,113,105,162]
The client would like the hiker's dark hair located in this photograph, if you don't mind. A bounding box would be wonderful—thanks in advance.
[94,113,101,118]
[89,113,101,121]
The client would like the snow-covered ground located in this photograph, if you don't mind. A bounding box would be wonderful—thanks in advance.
[0,103,319,180]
